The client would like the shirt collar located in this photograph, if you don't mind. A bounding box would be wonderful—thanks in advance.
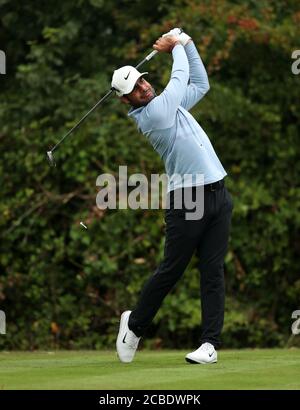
[127,106,144,119]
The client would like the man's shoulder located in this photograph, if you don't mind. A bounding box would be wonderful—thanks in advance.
[129,98,187,132]
[129,99,156,122]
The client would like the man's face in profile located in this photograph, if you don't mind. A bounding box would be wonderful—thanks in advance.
[121,77,156,108]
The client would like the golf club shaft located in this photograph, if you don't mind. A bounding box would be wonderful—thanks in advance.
[50,49,158,153]
[51,89,113,153]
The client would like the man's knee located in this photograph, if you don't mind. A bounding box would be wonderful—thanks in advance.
[198,261,225,278]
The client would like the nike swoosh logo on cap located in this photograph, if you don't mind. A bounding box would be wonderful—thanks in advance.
[124,71,130,80]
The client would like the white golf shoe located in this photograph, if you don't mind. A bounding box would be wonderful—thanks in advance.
[116,310,141,363]
[185,342,217,364]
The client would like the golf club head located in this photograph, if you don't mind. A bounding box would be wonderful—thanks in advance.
[46,151,56,167]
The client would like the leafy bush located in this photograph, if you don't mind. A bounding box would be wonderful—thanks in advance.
[0,0,299,349]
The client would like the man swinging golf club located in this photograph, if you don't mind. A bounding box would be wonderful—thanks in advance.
[112,28,233,364]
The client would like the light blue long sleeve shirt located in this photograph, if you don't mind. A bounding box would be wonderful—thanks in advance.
[128,42,227,192]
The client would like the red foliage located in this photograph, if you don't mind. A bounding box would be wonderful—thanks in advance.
[293,11,300,24]
[227,15,238,25]
[237,18,259,31]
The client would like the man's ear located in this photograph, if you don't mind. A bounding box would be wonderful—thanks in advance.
[120,96,130,104]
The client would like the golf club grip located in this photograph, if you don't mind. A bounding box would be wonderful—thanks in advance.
[145,50,158,61]
[135,50,158,69]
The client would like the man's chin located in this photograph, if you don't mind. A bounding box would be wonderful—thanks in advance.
[146,93,155,102]
[145,90,156,103]
[132,90,156,108]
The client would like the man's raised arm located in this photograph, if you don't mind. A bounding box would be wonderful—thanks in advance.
[180,38,210,111]
[143,35,190,130]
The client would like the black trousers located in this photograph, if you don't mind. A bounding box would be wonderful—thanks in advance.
[128,180,233,349]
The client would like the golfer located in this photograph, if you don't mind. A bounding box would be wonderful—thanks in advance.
[112,29,233,364]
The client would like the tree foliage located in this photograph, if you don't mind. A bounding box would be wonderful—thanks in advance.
[0,0,299,349]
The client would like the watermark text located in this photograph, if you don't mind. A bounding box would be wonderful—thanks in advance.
[291,310,300,335]
[291,50,300,75]
[0,50,6,74]
[96,167,205,220]
[0,310,6,335]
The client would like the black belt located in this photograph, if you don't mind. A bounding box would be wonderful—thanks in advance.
[168,179,225,199]
[204,179,224,192]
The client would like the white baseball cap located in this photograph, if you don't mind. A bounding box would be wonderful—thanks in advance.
[111,65,148,97]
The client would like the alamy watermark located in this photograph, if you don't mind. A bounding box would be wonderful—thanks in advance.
[0,310,6,335]
[291,50,300,75]
[96,166,205,220]
[0,50,6,74]
[291,310,300,335]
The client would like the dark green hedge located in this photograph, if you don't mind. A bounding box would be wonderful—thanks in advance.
[0,0,299,349]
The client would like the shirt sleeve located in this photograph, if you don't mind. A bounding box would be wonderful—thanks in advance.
[143,44,189,130]
[180,41,210,111]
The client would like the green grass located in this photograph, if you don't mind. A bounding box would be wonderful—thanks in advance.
[0,349,299,390]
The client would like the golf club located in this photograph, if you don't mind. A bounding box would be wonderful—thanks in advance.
[46,49,159,167]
